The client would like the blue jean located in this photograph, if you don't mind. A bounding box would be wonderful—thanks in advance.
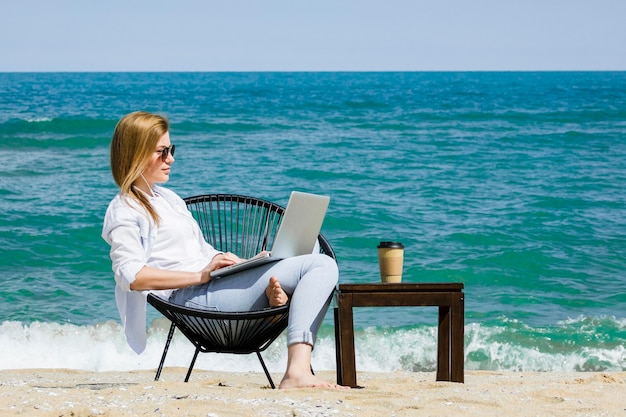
[169,253,338,347]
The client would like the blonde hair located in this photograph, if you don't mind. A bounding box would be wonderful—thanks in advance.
[110,111,169,224]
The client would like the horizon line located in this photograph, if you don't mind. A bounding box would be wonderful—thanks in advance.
[2,69,626,74]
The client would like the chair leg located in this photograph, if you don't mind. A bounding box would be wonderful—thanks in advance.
[256,351,276,389]
[155,323,177,381]
[184,348,201,382]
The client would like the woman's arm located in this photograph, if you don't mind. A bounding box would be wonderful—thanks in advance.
[129,252,242,291]
[130,266,206,291]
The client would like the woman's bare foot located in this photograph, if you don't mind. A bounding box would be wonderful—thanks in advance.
[279,373,351,390]
[266,276,288,307]
[279,343,350,390]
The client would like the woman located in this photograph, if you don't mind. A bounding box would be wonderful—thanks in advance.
[102,111,346,389]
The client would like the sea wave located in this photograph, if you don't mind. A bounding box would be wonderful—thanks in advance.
[0,117,114,146]
[25,117,53,123]
[2,316,624,373]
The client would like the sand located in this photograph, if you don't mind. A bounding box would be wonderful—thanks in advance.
[0,369,624,416]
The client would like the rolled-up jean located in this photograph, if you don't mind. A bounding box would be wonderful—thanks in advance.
[169,253,338,347]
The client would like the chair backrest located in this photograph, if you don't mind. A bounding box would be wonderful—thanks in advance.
[184,194,336,261]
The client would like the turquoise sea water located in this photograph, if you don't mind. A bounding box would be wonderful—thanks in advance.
[1,72,625,374]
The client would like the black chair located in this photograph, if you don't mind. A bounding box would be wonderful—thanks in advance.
[147,194,336,388]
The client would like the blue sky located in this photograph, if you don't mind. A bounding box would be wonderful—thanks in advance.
[1,0,625,71]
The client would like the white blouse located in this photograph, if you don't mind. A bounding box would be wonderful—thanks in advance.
[102,185,220,353]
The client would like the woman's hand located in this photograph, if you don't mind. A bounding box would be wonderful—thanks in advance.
[253,250,270,259]
[212,252,242,267]
[199,252,242,283]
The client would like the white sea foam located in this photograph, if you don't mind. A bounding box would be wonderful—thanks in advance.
[2,318,625,374]
[25,117,53,123]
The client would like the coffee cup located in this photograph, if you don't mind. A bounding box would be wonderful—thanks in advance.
[377,241,404,283]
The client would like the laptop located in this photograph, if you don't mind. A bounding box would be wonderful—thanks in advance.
[209,191,330,278]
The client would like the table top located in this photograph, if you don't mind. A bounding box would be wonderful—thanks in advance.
[337,282,464,293]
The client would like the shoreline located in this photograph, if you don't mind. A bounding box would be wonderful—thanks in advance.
[1,369,624,416]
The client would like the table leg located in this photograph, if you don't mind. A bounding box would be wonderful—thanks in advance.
[334,307,342,384]
[437,305,451,381]
[451,292,465,382]
[337,292,357,387]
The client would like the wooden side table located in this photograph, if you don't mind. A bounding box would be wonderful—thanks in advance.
[334,283,464,387]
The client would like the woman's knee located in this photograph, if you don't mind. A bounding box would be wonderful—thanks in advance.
[308,253,339,284]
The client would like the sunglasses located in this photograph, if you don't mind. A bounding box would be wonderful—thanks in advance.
[158,144,175,162]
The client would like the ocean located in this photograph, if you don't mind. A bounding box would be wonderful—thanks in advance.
[1,72,625,374]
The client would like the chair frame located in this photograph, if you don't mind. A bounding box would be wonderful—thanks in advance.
[147,194,336,388]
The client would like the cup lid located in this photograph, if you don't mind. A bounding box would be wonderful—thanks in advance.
[377,241,404,249]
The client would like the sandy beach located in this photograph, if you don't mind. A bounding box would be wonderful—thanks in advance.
[1,369,624,416]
